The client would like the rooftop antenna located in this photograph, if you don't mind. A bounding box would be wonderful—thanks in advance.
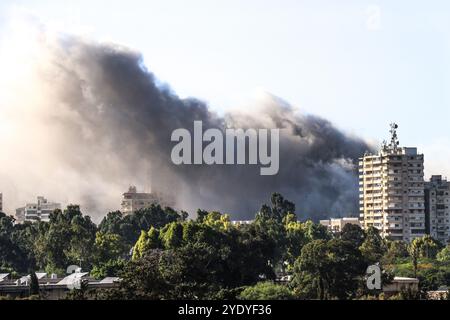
[389,122,399,152]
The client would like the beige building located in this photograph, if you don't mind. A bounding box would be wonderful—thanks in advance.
[383,277,419,296]
[121,186,175,215]
[425,175,450,244]
[359,124,426,242]
[16,196,61,223]
[320,217,360,233]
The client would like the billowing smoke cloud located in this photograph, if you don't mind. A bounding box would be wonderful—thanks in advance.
[0,19,374,222]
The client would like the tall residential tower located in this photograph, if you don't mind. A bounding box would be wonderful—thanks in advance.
[425,175,450,244]
[359,124,426,242]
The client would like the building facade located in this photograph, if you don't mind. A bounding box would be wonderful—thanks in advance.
[425,175,450,244]
[320,217,360,233]
[359,124,426,242]
[0,193,2,213]
[121,186,175,215]
[16,196,61,223]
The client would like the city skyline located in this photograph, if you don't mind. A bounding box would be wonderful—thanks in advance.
[1,1,450,220]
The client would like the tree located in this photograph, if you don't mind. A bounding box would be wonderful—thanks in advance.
[33,206,97,274]
[340,224,365,248]
[98,205,184,248]
[91,259,127,279]
[383,240,409,265]
[408,235,442,278]
[239,282,294,300]
[302,220,331,242]
[291,239,366,300]
[0,212,36,273]
[437,245,450,262]
[203,212,232,232]
[94,232,128,264]
[409,238,422,278]
[255,193,296,223]
[284,220,308,269]
[359,227,386,265]
[29,272,40,297]
[132,228,161,260]
[113,249,169,300]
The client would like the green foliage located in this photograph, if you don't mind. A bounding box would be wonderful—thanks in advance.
[98,205,184,247]
[359,226,387,265]
[239,282,294,300]
[340,224,365,248]
[383,240,409,265]
[91,259,127,279]
[255,193,296,223]
[4,192,450,301]
[94,232,128,264]
[437,245,450,262]
[33,206,97,273]
[0,212,35,273]
[291,238,366,300]
[29,272,40,296]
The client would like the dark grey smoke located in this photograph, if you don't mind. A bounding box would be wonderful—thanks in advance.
[10,34,375,221]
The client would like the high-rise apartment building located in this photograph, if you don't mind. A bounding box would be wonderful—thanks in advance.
[359,124,426,242]
[425,175,450,244]
[0,193,3,213]
[16,196,61,223]
[121,186,176,215]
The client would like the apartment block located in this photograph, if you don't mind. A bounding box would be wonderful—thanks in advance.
[121,186,175,215]
[425,175,450,244]
[359,124,426,242]
[16,196,61,223]
[320,217,360,233]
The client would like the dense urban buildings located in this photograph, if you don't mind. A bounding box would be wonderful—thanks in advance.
[121,186,176,215]
[320,217,360,233]
[15,196,61,223]
[359,124,426,242]
[425,175,450,244]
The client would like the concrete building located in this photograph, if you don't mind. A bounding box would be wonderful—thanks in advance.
[359,123,426,242]
[121,186,175,215]
[0,192,2,213]
[0,272,120,300]
[383,277,419,296]
[320,217,360,233]
[425,175,450,244]
[16,196,61,223]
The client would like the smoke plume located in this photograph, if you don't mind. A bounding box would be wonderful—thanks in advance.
[0,20,374,222]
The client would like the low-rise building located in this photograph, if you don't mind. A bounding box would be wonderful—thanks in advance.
[320,217,360,233]
[383,277,419,296]
[15,196,61,223]
[0,272,120,300]
[231,220,254,226]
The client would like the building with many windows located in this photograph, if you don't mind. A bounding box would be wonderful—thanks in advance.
[359,124,426,242]
[425,175,450,244]
[121,186,175,215]
[15,196,61,223]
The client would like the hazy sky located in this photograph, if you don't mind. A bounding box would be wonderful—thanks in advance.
[1,0,450,177]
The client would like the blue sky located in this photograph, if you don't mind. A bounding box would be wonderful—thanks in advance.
[1,0,450,176]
